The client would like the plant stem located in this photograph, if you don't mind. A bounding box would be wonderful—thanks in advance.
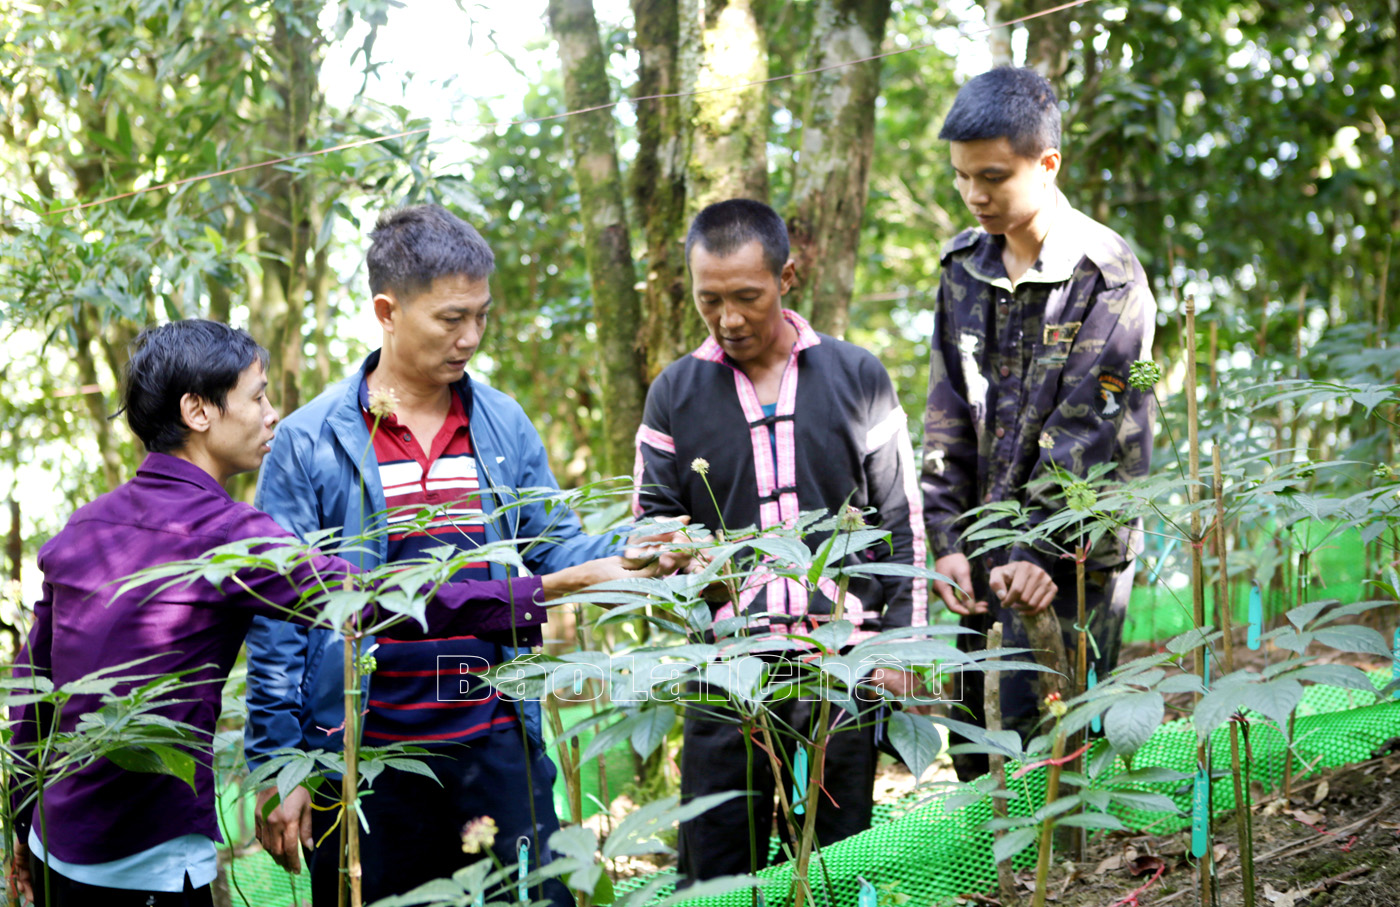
[1213,449,1252,907]
[790,572,850,907]
[1069,548,1088,862]
[743,717,759,907]
[1184,297,1214,907]
[986,622,1021,907]
[341,627,362,907]
[1030,722,1067,907]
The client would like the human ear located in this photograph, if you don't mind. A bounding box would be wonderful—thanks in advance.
[779,259,797,296]
[373,292,399,333]
[179,393,212,435]
[1041,148,1062,181]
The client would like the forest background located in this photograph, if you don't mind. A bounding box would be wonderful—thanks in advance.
[0,0,1396,645]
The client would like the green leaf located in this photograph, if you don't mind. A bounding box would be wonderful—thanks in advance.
[650,875,759,907]
[1056,812,1126,830]
[1107,790,1180,813]
[1239,678,1304,726]
[1287,663,1379,693]
[1286,600,1333,630]
[1104,692,1163,755]
[992,826,1039,864]
[629,705,675,760]
[1312,625,1392,657]
[106,743,197,792]
[886,710,942,779]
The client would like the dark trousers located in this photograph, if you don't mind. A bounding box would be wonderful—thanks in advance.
[676,693,878,880]
[950,560,1133,781]
[308,726,572,907]
[28,857,213,907]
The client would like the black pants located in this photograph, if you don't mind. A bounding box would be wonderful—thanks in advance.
[950,559,1133,782]
[308,726,572,907]
[676,692,879,880]
[28,857,213,907]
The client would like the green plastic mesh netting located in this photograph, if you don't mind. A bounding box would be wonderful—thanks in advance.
[220,673,1399,907]
[614,672,1400,907]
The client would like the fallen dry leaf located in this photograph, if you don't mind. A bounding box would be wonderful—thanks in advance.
[1312,779,1330,804]
[1094,853,1125,876]
[1287,808,1326,826]
[1263,881,1308,907]
[1129,855,1166,877]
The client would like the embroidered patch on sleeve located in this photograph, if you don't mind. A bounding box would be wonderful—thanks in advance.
[1098,373,1127,417]
[1042,321,1082,346]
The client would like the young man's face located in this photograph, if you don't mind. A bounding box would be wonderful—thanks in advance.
[203,359,279,481]
[690,239,797,367]
[948,137,1061,238]
[378,273,492,388]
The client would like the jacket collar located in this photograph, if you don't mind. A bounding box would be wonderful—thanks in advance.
[692,308,822,363]
[136,451,233,500]
[346,349,477,420]
[961,189,1079,290]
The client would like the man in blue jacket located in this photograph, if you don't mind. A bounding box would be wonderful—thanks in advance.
[243,205,656,905]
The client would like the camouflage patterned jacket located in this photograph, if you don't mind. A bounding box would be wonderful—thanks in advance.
[921,191,1156,574]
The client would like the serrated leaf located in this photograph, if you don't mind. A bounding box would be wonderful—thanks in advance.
[1108,790,1180,813]
[1056,812,1126,830]
[1104,692,1163,755]
[1239,678,1304,726]
[1313,625,1392,657]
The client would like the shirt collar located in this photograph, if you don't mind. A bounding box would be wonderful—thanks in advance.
[693,308,822,362]
[961,189,1079,290]
[135,451,233,500]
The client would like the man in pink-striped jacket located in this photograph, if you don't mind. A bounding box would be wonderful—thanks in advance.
[632,198,928,880]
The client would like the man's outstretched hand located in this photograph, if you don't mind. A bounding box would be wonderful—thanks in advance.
[255,785,313,874]
[988,560,1057,614]
[621,516,693,573]
[932,552,987,615]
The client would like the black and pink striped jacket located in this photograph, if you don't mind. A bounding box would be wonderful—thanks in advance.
[633,310,927,640]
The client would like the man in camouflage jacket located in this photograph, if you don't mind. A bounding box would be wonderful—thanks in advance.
[920,67,1157,779]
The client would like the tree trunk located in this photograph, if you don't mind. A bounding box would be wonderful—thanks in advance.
[254,1,322,417]
[1024,0,1075,86]
[680,0,770,212]
[71,304,125,490]
[547,0,648,476]
[632,0,704,378]
[786,0,891,339]
[984,0,1015,66]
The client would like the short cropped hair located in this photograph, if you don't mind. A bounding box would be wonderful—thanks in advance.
[121,320,269,454]
[367,204,496,300]
[685,198,789,280]
[938,66,1061,158]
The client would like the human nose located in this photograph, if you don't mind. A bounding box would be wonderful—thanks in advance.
[719,302,745,330]
[965,180,990,207]
[265,399,279,427]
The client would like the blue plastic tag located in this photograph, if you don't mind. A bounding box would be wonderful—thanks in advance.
[475,892,484,907]
[1190,768,1210,858]
[518,837,530,903]
[1204,647,1211,690]
[1247,583,1263,650]
[792,748,808,815]
[858,877,878,907]
[1089,664,1101,733]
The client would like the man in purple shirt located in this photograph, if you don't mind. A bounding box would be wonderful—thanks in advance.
[7,320,657,906]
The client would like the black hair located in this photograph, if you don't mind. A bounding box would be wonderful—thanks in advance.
[121,320,269,454]
[938,66,1061,158]
[684,198,790,280]
[367,204,496,300]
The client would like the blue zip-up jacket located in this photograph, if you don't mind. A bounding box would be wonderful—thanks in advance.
[243,351,624,767]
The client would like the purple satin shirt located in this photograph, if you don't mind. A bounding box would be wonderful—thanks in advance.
[10,453,545,865]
